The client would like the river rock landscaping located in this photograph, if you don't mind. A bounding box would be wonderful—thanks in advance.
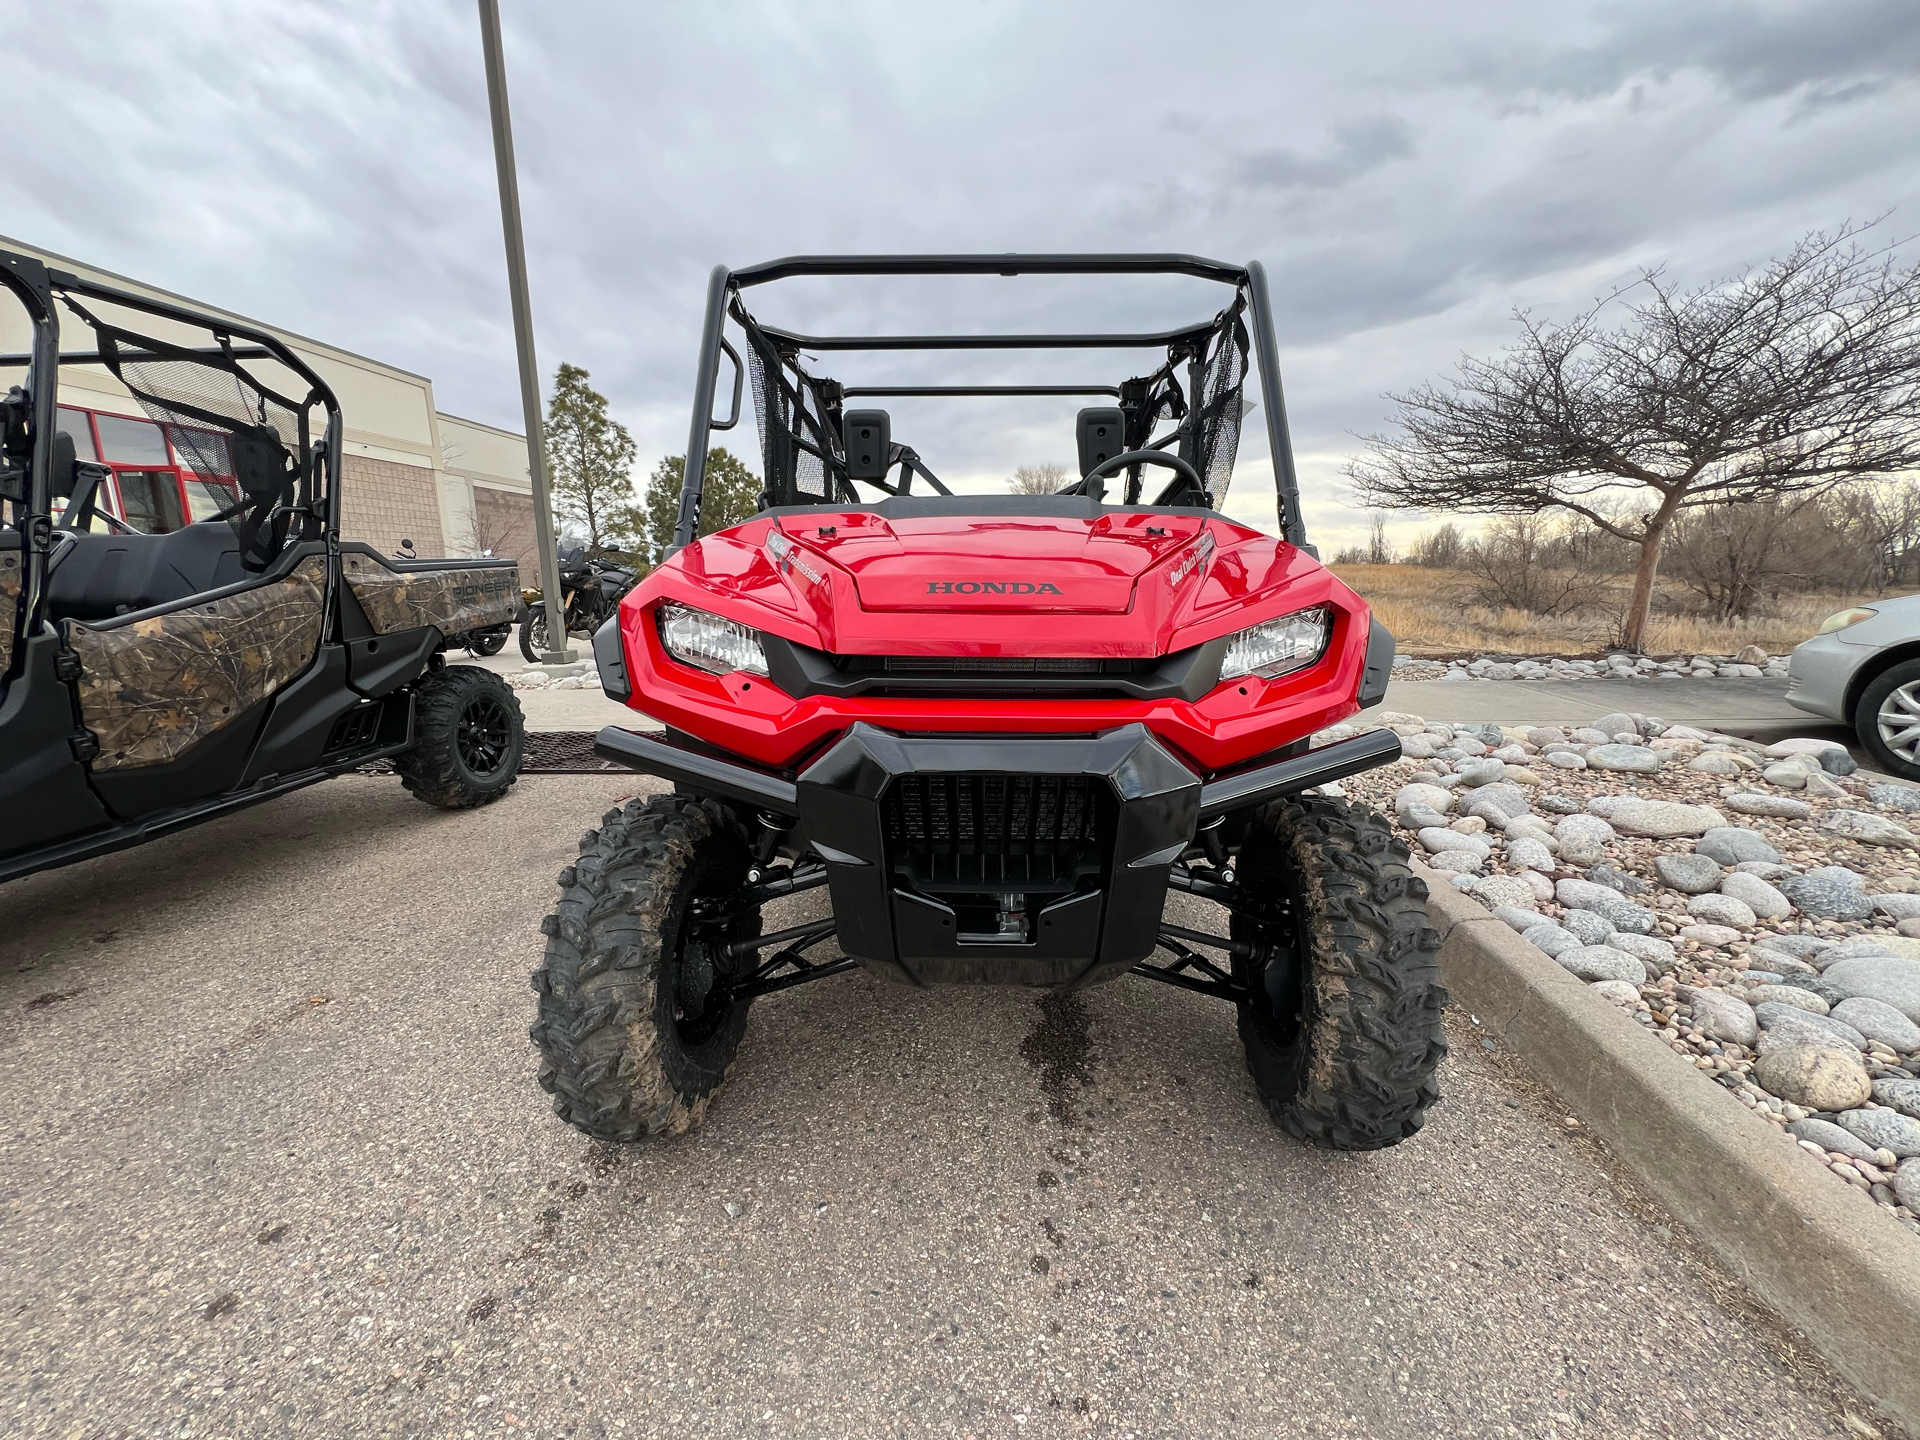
[1391,646,1789,682]
[1326,708,1920,1235]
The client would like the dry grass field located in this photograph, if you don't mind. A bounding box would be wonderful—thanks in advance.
[1328,563,1897,658]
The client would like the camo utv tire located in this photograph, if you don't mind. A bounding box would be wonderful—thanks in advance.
[531,796,759,1142]
[394,664,524,809]
[1231,794,1446,1151]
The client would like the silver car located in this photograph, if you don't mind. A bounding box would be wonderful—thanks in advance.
[1787,594,1920,778]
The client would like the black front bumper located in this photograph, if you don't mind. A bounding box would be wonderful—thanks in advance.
[592,722,1403,989]
[797,723,1198,988]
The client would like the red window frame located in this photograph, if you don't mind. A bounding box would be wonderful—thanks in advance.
[56,404,242,532]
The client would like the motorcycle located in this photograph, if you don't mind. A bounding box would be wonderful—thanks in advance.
[518,543,639,662]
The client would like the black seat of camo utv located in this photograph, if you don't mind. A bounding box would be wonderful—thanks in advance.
[45,525,247,622]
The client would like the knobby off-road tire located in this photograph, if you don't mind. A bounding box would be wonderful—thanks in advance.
[1232,793,1447,1150]
[530,796,759,1141]
[517,608,547,664]
[393,664,524,808]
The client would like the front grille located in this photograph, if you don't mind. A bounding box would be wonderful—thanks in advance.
[883,773,1109,891]
[881,656,1105,675]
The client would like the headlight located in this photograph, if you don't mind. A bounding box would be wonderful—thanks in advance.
[1818,607,1877,635]
[1220,607,1331,681]
[657,602,768,676]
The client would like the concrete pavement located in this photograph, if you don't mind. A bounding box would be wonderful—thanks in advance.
[0,774,1889,1437]
[1383,675,1816,736]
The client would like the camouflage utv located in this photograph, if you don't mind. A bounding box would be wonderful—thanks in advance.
[0,247,526,884]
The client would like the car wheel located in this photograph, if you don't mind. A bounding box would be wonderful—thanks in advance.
[1854,658,1920,781]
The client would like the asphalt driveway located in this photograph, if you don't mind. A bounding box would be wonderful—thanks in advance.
[0,775,1890,1438]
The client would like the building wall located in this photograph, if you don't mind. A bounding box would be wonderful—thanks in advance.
[339,454,446,558]
[471,484,539,583]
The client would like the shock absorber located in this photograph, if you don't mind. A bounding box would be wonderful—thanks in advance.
[748,810,789,882]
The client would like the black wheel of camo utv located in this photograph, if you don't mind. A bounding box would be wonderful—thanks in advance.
[467,625,509,657]
[393,664,525,808]
[1230,793,1447,1150]
[530,795,760,1141]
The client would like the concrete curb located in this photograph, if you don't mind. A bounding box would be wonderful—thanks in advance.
[1416,866,1920,1431]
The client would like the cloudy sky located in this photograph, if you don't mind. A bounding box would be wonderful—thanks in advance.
[6,0,1919,550]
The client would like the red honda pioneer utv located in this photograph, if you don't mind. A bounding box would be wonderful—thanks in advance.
[532,255,1444,1150]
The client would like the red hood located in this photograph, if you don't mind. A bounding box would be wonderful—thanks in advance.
[632,508,1362,660]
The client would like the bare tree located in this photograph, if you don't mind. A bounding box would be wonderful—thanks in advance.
[1011,462,1070,495]
[1407,521,1463,569]
[1349,226,1920,649]
[1365,514,1394,565]
[1457,515,1613,616]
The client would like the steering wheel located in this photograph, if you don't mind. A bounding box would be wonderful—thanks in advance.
[1064,449,1205,504]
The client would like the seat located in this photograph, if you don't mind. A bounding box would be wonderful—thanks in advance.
[45,524,246,622]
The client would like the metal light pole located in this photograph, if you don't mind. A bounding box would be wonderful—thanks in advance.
[478,0,571,663]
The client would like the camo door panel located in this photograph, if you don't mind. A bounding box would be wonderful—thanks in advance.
[65,555,327,770]
[341,553,519,635]
[0,548,20,676]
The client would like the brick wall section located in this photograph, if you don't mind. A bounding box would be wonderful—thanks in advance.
[339,454,445,557]
[471,485,538,584]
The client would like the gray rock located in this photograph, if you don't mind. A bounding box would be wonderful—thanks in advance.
[1545,750,1588,769]
[1688,892,1758,928]
[1428,849,1485,875]
[1559,909,1615,945]
[1555,945,1648,985]
[1718,871,1793,920]
[1593,712,1641,738]
[1762,760,1813,790]
[1417,826,1492,856]
[1695,827,1781,866]
[1743,946,1818,977]
[1588,743,1661,773]
[1554,878,1656,933]
[1590,979,1642,1005]
[1608,932,1678,974]
[1656,853,1725,894]
[1394,782,1454,815]
[1764,934,1836,960]
[1748,984,1830,1014]
[1789,1117,1881,1162]
[1753,1043,1873,1110]
[1874,1078,1920,1119]
[1898,1158,1920,1212]
[1794,975,1856,1007]
[1570,726,1612,745]
[1821,810,1920,848]
[1803,771,1848,799]
[1832,997,1920,1052]
[1688,752,1746,777]
[1469,875,1538,910]
[1524,727,1567,748]
[1681,923,1742,948]
[1507,837,1555,871]
[1607,801,1726,839]
[1688,989,1757,1045]
[1536,794,1582,815]
[1872,892,1920,921]
[1733,861,1797,879]
[1833,1107,1920,1158]
[1825,935,1908,962]
[1492,904,1545,932]
[1867,783,1920,813]
[1754,1002,1862,1048]
[1775,867,1873,921]
[1821,956,1920,1022]
[1819,748,1859,776]
[1455,757,1508,787]
[1400,802,1451,830]
[1584,864,1649,896]
[1468,783,1532,818]
[1522,923,1580,957]
[1724,792,1813,820]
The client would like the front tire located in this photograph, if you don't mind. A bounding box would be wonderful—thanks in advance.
[393,665,524,808]
[1854,658,1920,781]
[1231,794,1447,1150]
[517,608,549,663]
[531,796,759,1141]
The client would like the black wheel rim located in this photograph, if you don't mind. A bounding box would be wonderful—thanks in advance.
[456,694,513,776]
[668,871,745,1045]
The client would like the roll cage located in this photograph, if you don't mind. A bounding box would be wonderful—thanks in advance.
[670,253,1310,554]
[0,247,343,654]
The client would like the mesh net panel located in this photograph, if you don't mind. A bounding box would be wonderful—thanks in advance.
[1193,315,1248,502]
[745,333,840,505]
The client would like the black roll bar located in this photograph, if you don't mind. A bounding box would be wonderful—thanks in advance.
[669,252,1310,554]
